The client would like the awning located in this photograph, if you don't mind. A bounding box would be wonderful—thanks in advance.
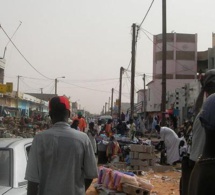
[4,107,19,111]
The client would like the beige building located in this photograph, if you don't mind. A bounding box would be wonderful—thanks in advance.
[147,33,198,112]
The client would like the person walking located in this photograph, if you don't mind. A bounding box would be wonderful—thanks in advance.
[139,116,146,137]
[188,93,215,195]
[73,112,87,132]
[87,122,98,155]
[149,116,159,138]
[181,69,215,195]
[104,119,113,137]
[127,118,136,140]
[25,96,98,195]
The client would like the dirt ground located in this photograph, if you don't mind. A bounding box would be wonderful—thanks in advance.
[86,169,181,195]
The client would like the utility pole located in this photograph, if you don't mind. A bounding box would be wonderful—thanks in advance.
[108,97,110,114]
[55,76,65,95]
[143,74,147,119]
[17,75,21,97]
[131,23,137,120]
[111,88,114,117]
[16,75,21,117]
[161,0,167,126]
[105,102,107,114]
[55,78,58,95]
[118,67,124,118]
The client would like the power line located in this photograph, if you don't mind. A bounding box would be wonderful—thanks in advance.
[6,21,22,47]
[0,25,52,80]
[139,0,155,28]
[61,80,111,93]
[140,28,197,73]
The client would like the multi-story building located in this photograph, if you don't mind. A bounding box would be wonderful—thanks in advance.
[147,33,198,112]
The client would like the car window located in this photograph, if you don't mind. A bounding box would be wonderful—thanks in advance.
[0,149,11,187]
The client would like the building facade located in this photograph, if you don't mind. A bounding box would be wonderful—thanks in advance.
[147,33,198,112]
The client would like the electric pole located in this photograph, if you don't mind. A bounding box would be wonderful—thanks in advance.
[131,23,137,120]
[143,74,146,119]
[16,75,21,117]
[111,88,114,117]
[108,97,110,114]
[118,67,124,118]
[105,102,107,114]
[55,78,57,95]
[161,0,167,126]
[17,75,21,98]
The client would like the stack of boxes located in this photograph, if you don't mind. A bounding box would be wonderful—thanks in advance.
[129,144,156,171]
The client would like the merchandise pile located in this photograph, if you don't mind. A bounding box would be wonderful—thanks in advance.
[96,166,153,195]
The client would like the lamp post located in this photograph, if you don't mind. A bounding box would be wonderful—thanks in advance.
[55,76,65,95]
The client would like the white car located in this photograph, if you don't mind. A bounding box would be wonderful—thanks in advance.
[0,138,33,195]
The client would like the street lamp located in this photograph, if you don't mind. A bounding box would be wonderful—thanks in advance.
[55,76,65,95]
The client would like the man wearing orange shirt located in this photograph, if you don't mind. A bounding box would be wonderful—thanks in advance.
[73,112,87,132]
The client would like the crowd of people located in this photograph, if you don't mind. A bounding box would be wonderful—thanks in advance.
[4,69,215,195]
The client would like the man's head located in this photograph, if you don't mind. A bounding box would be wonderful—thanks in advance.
[199,93,215,132]
[129,118,133,124]
[49,96,70,123]
[77,112,82,119]
[89,122,94,129]
[194,69,215,115]
[107,119,112,124]
[110,135,115,141]
[72,119,79,127]
[155,124,161,133]
[202,69,215,96]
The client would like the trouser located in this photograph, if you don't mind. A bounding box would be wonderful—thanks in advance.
[180,156,195,195]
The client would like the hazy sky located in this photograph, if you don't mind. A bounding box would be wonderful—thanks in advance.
[0,0,214,114]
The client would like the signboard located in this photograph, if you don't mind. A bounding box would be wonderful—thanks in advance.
[0,84,7,93]
[0,82,13,93]
[6,82,13,93]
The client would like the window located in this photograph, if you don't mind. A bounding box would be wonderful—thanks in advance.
[0,149,11,187]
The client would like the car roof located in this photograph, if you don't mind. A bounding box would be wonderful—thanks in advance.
[99,115,112,119]
[0,138,33,148]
